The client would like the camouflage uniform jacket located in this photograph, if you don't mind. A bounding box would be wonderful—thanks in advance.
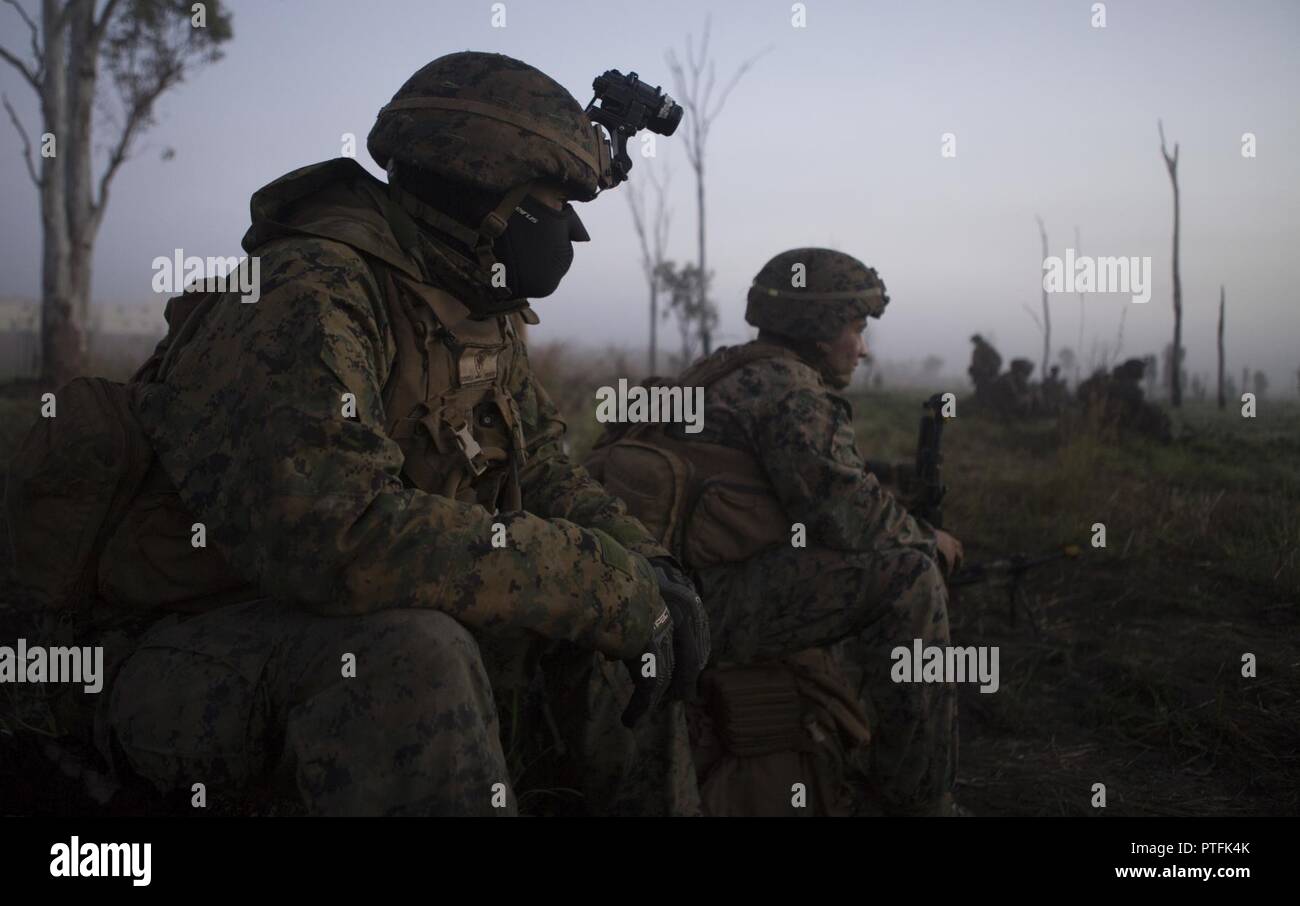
[672,341,936,557]
[130,158,668,660]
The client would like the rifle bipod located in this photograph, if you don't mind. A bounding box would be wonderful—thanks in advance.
[948,545,1082,636]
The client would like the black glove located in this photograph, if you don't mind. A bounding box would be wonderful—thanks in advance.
[621,597,675,728]
[649,558,711,701]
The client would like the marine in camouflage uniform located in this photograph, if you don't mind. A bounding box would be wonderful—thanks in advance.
[1039,365,1068,415]
[1077,358,1172,442]
[592,249,960,816]
[89,52,706,816]
[988,358,1037,419]
[968,334,1002,403]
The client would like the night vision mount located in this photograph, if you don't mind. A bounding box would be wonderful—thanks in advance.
[586,69,683,186]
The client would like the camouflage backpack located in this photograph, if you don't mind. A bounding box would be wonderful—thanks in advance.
[584,343,797,570]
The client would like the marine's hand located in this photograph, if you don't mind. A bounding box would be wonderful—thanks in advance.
[934,530,965,577]
[650,558,711,700]
[620,597,675,728]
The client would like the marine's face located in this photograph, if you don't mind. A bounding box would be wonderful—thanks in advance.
[529,180,568,211]
[820,317,869,387]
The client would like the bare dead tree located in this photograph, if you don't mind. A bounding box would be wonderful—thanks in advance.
[666,17,769,356]
[1035,214,1051,378]
[1217,285,1226,410]
[625,161,672,376]
[1158,119,1184,407]
[1111,303,1129,367]
[1073,224,1084,385]
[1,0,232,386]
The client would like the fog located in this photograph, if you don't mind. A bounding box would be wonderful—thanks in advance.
[1,0,1296,390]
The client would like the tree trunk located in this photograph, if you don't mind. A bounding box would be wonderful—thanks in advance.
[1169,162,1183,407]
[1074,225,1084,387]
[696,161,710,356]
[39,0,81,387]
[1216,286,1225,409]
[648,284,658,375]
[66,0,100,330]
[1038,216,1050,378]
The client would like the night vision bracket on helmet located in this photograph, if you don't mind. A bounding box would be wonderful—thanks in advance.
[586,70,683,187]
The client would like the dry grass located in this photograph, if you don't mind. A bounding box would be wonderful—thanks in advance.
[850,390,1300,816]
[545,358,1300,816]
[3,345,1296,816]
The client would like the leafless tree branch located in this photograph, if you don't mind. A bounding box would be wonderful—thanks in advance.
[1022,303,1043,334]
[94,63,181,217]
[707,46,770,121]
[0,43,40,89]
[1157,117,1179,171]
[2,0,42,65]
[2,90,41,185]
[92,0,123,41]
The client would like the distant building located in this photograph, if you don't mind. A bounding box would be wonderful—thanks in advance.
[0,297,165,380]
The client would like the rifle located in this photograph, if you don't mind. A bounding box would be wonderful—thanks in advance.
[913,393,948,528]
[905,392,1080,634]
[865,394,946,521]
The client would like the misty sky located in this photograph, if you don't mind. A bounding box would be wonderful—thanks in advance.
[1,0,1297,387]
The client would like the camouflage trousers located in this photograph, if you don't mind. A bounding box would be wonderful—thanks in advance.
[94,598,697,816]
[696,543,958,816]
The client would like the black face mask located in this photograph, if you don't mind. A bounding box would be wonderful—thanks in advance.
[491,194,589,300]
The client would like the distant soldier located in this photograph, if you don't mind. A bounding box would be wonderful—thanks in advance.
[1040,364,1068,414]
[1253,370,1269,400]
[1078,358,1172,442]
[968,334,1002,401]
[989,358,1036,418]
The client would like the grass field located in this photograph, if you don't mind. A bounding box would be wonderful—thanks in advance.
[845,392,1299,816]
[2,356,1296,816]
[542,354,1300,816]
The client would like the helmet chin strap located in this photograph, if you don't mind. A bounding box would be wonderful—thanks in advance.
[386,163,535,301]
[472,181,534,287]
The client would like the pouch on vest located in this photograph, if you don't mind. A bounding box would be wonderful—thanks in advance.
[3,378,154,613]
[96,462,254,613]
[684,476,790,568]
[379,269,524,510]
[690,650,872,817]
[584,440,689,551]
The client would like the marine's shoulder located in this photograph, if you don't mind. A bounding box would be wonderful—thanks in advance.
[249,235,388,308]
[699,342,825,397]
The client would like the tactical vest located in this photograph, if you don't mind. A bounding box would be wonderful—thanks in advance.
[6,254,529,620]
[375,265,527,510]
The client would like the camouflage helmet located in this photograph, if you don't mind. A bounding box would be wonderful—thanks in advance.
[1010,358,1035,375]
[745,248,890,342]
[367,52,611,203]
